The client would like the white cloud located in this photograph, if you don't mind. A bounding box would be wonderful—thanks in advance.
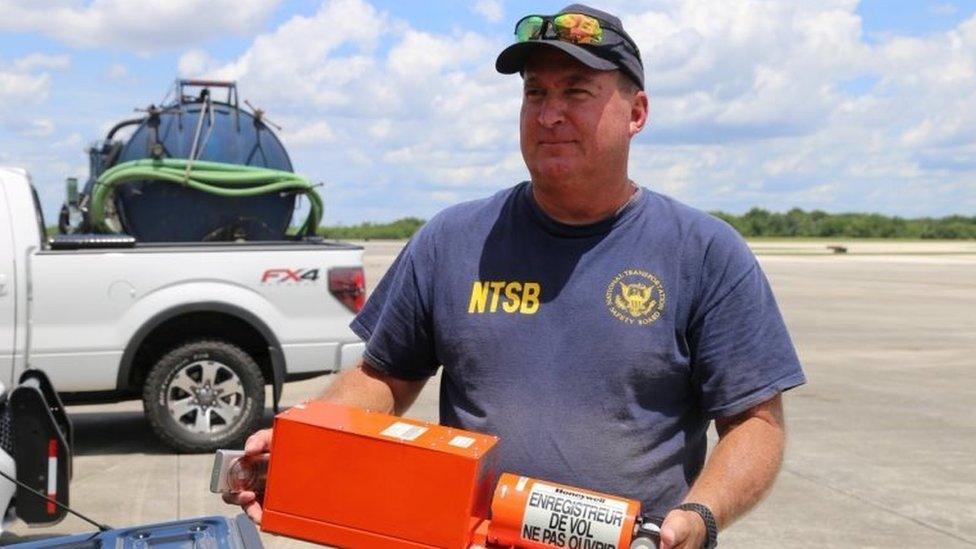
[107,63,128,80]
[13,53,71,72]
[0,53,67,133]
[471,0,503,23]
[387,30,494,80]
[178,50,220,77]
[282,120,336,147]
[199,0,388,108]
[369,118,393,139]
[0,0,281,52]
[619,2,871,141]
[0,71,51,105]
[430,191,461,203]
[22,118,55,138]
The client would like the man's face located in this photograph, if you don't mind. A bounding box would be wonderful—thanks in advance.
[519,48,644,186]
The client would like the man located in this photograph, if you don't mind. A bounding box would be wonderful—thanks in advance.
[229,5,805,548]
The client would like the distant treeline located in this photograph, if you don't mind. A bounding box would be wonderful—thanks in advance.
[316,209,976,240]
[49,209,975,240]
[710,208,976,239]
[316,217,426,240]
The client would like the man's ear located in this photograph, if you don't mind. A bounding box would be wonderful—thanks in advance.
[630,91,649,136]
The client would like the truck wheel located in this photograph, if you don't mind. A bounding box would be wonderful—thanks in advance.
[143,340,265,453]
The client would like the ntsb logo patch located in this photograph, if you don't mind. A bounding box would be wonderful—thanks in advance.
[605,269,666,325]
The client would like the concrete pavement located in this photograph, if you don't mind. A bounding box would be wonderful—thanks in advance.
[3,240,974,548]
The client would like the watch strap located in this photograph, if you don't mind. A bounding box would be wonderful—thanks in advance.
[673,502,718,549]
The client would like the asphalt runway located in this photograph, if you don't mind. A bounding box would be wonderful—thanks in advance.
[3,240,974,548]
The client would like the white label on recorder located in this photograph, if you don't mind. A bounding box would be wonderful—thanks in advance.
[380,421,427,441]
[519,482,628,549]
[448,435,476,448]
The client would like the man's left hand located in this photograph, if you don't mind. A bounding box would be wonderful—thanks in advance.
[659,508,706,549]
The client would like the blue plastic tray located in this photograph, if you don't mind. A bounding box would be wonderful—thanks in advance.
[6,515,262,549]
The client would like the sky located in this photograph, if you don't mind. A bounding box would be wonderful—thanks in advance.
[1,0,975,226]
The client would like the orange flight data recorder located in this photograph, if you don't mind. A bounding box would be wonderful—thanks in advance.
[260,401,659,549]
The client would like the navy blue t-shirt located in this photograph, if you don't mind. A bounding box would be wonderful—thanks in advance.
[350,182,805,516]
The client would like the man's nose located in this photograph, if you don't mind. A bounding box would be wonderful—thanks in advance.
[537,97,565,128]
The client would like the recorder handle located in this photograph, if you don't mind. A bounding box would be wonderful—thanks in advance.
[230,454,269,493]
[630,518,662,549]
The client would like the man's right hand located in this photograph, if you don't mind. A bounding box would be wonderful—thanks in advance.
[222,428,272,523]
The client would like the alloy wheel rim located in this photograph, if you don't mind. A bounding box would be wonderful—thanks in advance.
[165,360,245,435]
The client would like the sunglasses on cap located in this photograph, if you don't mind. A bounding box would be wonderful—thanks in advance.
[514,13,639,52]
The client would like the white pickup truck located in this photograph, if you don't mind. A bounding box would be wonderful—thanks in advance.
[1,167,365,452]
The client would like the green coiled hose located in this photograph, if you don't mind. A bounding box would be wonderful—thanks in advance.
[88,158,323,237]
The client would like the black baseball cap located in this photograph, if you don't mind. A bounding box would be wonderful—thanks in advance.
[495,4,645,90]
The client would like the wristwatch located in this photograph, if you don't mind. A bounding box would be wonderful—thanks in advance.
[673,502,718,549]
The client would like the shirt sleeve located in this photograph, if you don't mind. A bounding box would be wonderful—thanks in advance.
[687,224,806,418]
[349,230,439,380]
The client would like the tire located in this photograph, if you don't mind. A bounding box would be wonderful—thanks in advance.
[143,340,265,453]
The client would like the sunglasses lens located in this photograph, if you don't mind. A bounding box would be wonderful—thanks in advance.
[552,13,604,44]
[516,16,545,42]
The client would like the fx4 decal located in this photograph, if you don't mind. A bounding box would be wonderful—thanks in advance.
[261,268,320,283]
